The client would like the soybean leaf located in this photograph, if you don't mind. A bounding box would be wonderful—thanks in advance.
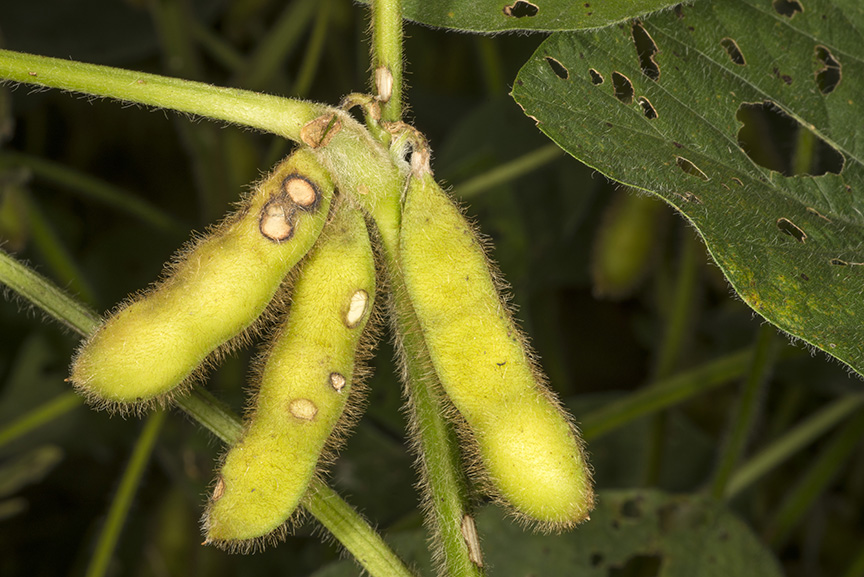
[359,0,687,33]
[312,489,783,576]
[512,0,864,376]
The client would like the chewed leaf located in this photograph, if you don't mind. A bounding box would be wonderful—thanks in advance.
[357,0,688,33]
[512,0,864,376]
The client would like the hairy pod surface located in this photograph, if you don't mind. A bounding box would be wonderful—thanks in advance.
[204,198,376,546]
[399,172,593,527]
[69,149,334,407]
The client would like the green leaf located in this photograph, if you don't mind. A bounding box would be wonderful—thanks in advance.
[313,489,783,576]
[359,0,685,33]
[512,0,864,376]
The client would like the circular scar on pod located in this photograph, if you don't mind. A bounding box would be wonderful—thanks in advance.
[289,398,318,421]
[329,372,347,392]
[344,290,369,328]
[284,176,319,209]
[259,199,295,242]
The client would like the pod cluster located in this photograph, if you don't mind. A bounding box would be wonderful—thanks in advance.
[68,126,594,550]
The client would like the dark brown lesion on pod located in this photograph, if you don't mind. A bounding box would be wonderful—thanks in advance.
[329,372,347,393]
[259,196,296,242]
[283,175,321,211]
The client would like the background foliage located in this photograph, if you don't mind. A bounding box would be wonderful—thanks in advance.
[1,1,863,576]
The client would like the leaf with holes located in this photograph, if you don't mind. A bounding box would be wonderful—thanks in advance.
[360,0,688,33]
[512,0,864,377]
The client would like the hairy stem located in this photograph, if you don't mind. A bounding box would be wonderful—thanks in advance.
[0,49,327,141]
[371,0,403,122]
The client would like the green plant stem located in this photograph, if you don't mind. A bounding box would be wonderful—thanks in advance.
[766,408,864,547]
[178,388,415,577]
[85,410,167,577]
[0,250,415,577]
[236,0,318,91]
[312,125,482,574]
[0,392,82,449]
[0,49,327,141]
[0,152,184,233]
[580,347,754,441]
[292,0,332,98]
[367,179,483,577]
[371,0,403,122]
[387,268,484,577]
[710,324,779,499]
[725,394,864,499]
[455,144,564,199]
[0,249,100,333]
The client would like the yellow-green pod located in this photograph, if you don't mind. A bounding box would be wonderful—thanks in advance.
[69,149,334,407]
[204,198,376,547]
[399,172,593,527]
[591,188,664,299]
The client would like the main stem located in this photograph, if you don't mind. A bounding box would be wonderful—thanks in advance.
[371,0,403,122]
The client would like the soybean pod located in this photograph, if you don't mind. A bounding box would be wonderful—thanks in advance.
[399,171,593,527]
[204,197,376,547]
[69,149,334,407]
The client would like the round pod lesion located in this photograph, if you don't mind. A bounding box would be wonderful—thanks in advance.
[203,198,377,549]
[68,148,335,411]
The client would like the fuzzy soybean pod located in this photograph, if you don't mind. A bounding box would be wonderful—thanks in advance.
[204,199,376,547]
[399,172,593,527]
[69,149,334,407]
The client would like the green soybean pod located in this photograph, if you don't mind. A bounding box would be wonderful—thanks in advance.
[69,149,334,407]
[204,198,376,547]
[399,172,593,527]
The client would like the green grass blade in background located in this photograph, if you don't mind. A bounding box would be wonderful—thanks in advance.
[512,0,864,376]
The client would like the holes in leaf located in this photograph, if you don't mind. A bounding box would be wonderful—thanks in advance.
[777,218,807,242]
[503,1,539,18]
[773,0,803,17]
[676,157,709,180]
[815,45,841,94]
[631,22,660,81]
[589,68,604,85]
[736,101,844,176]
[638,96,657,119]
[612,72,634,105]
[545,56,569,79]
[720,38,746,66]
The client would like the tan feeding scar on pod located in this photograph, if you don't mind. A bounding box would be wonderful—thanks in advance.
[259,199,294,242]
[289,398,319,421]
[345,289,369,328]
[284,176,319,208]
[329,372,347,392]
